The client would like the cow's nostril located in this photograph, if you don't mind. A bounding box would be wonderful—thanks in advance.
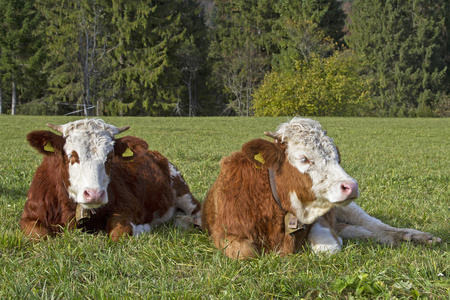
[341,182,359,199]
[84,190,92,200]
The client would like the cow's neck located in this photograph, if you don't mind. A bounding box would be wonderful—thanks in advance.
[268,168,306,235]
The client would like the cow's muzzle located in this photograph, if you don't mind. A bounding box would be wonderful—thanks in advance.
[80,188,107,208]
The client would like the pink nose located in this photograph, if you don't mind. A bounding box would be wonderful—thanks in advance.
[83,189,106,203]
[341,181,359,199]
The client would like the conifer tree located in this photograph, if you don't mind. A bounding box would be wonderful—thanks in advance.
[36,0,115,116]
[209,0,276,115]
[271,0,346,70]
[106,0,188,116]
[174,0,209,116]
[0,0,45,115]
[444,1,450,94]
[346,0,447,116]
[175,36,202,116]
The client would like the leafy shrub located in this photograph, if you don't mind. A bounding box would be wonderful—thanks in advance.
[253,50,372,116]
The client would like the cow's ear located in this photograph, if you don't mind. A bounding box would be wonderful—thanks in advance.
[242,139,285,169]
[27,131,65,156]
[114,136,149,160]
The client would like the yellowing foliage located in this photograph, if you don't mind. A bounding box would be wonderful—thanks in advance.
[253,50,372,116]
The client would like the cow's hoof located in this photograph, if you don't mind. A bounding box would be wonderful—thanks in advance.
[402,232,441,245]
[131,222,151,237]
[426,236,442,245]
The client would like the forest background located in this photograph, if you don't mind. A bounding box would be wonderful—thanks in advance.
[0,0,449,117]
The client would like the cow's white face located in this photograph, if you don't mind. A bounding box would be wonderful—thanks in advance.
[276,118,359,224]
[57,119,126,209]
[64,130,114,208]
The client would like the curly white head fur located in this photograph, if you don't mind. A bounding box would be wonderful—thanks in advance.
[276,118,359,223]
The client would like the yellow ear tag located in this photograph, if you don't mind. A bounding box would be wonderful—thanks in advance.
[122,147,133,157]
[254,152,265,164]
[44,142,55,152]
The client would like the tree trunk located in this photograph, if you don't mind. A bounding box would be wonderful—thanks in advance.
[83,56,91,116]
[188,73,193,117]
[11,78,17,115]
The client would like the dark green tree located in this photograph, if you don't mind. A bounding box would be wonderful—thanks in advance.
[175,36,202,116]
[105,0,191,116]
[36,0,115,116]
[346,0,447,116]
[208,0,276,116]
[437,0,450,116]
[34,0,207,117]
[173,0,209,116]
[271,0,346,70]
[446,2,450,85]
[0,0,46,115]
[0,70,2,114]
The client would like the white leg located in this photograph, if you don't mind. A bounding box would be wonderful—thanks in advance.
[307,220,342,254]
[334,202,441,245]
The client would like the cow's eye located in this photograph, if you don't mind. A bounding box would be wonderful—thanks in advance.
[296,156,310,164]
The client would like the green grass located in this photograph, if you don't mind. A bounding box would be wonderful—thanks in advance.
[0,116,448,299]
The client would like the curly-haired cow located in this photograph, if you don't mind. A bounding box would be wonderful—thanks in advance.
[202,118,441,259]
[21,119,201,240]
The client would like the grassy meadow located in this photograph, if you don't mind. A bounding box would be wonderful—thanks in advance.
[0,116,448,299]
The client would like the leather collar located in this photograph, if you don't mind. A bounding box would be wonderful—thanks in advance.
[268,168,284,211]
[268,168,306,234]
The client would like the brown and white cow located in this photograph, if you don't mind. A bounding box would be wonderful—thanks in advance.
[21,119,201,240]
[202,117,441,259]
